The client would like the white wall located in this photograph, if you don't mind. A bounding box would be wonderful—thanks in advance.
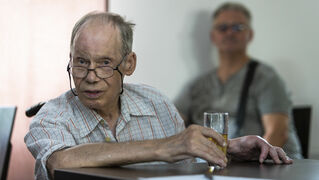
[110,0,319,157]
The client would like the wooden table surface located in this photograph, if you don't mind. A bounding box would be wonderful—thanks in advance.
[55,159,319,180]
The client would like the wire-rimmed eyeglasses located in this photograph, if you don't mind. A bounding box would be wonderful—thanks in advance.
[214,23,248,33]
[67,54,127,96]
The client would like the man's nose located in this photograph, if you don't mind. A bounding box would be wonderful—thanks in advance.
[225,27,236,35]
[85,69,100,83]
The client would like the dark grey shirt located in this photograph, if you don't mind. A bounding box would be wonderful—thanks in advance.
[175,60,302,159]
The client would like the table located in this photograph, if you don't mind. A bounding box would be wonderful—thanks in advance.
[54,159,319,180]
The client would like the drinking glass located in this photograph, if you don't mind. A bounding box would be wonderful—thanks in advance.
[203,112,229,168]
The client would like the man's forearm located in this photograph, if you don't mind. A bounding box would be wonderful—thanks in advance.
[262,113,289,147]
[263,131,288,147]
[47,140,165,176]
[46,125,229,177]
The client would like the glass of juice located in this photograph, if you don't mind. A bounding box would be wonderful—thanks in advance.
[203,112,228,168]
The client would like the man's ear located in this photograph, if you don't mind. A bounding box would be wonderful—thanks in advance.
[123,52,137,76]
[210,29,215,43]
[247,29,254,42]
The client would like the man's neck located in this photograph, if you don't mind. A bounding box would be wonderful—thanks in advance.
[217,51,249,83]
[96,97,121,137]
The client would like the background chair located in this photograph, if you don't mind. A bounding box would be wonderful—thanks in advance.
[0,106,17,180]
[25,102,45,118]
[292,106,312,159]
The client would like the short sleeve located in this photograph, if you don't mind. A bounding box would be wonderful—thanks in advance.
[24,101,76,180]
[255,68,292,115]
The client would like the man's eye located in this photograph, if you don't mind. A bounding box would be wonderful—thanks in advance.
[75,58,89,66]
[79,59,87,64]
[103,60,110,65]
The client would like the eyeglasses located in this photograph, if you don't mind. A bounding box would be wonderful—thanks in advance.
[67,54,127,95]
[69,56,126,79]
[214,23,248,33]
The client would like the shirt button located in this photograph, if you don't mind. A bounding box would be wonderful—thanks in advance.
[100,121,105,125]
[105,137,111,142]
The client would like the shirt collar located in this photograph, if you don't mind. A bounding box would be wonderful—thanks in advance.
[69,88,155,138]
[70,96,103,138]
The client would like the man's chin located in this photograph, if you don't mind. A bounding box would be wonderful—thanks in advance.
[84,103,104,112]
[79,97,102,110]
[220,47,244,53]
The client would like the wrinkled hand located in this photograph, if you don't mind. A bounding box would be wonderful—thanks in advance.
[227,135,293,164]
[158,125,228,167]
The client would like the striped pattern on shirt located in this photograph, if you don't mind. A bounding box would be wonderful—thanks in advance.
[24,83,185,180]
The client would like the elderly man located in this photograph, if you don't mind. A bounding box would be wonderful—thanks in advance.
[25,11,292,180]
[175,2,302,159]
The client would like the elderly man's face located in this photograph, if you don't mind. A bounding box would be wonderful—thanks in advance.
[211,10,253,53]
[71,22,124,111]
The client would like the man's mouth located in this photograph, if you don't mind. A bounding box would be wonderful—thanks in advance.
[83,90,103,98]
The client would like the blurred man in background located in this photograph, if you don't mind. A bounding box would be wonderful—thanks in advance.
[175,2,302,159]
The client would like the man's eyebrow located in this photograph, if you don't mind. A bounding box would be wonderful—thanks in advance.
[74,52,113,61]
[74,51,89,58]
[97,56,113,60]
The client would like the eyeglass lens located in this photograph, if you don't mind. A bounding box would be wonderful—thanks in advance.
[215,24,246,33]
[71,66,114,79]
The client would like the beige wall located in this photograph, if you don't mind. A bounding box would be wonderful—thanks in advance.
[0,1,105,179]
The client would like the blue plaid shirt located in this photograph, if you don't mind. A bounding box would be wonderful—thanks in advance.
[25,83,185,180]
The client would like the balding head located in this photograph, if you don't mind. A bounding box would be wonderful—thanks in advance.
[70,11,135,58]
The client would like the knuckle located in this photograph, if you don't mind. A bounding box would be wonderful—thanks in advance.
[188,124,198,131]
[185,128,198,138]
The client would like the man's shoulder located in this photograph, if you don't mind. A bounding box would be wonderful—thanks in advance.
[33,90,75,121]
[123,83,169,102]
[251,60,290,95]
[185,70,216,94]
[255,60,276,73]
[45,90,74,107]
[253,60,282,81]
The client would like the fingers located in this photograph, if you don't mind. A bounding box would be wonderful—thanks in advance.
[276,147,293,164]
[198,126,228,163]
[201,126,226,147]
[255,136,280,164]
[204,137,228,163]
[183,125,227,166]
[258,143,268,163]
[193,128,227,161]
[257,138,293,164]
[254,136,270,163]
[268,147,282,164]
[196,146,227,167]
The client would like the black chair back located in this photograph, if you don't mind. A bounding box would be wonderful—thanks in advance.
[0,106,17,180]
[292,106,312,158]
[25,102,45,118]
